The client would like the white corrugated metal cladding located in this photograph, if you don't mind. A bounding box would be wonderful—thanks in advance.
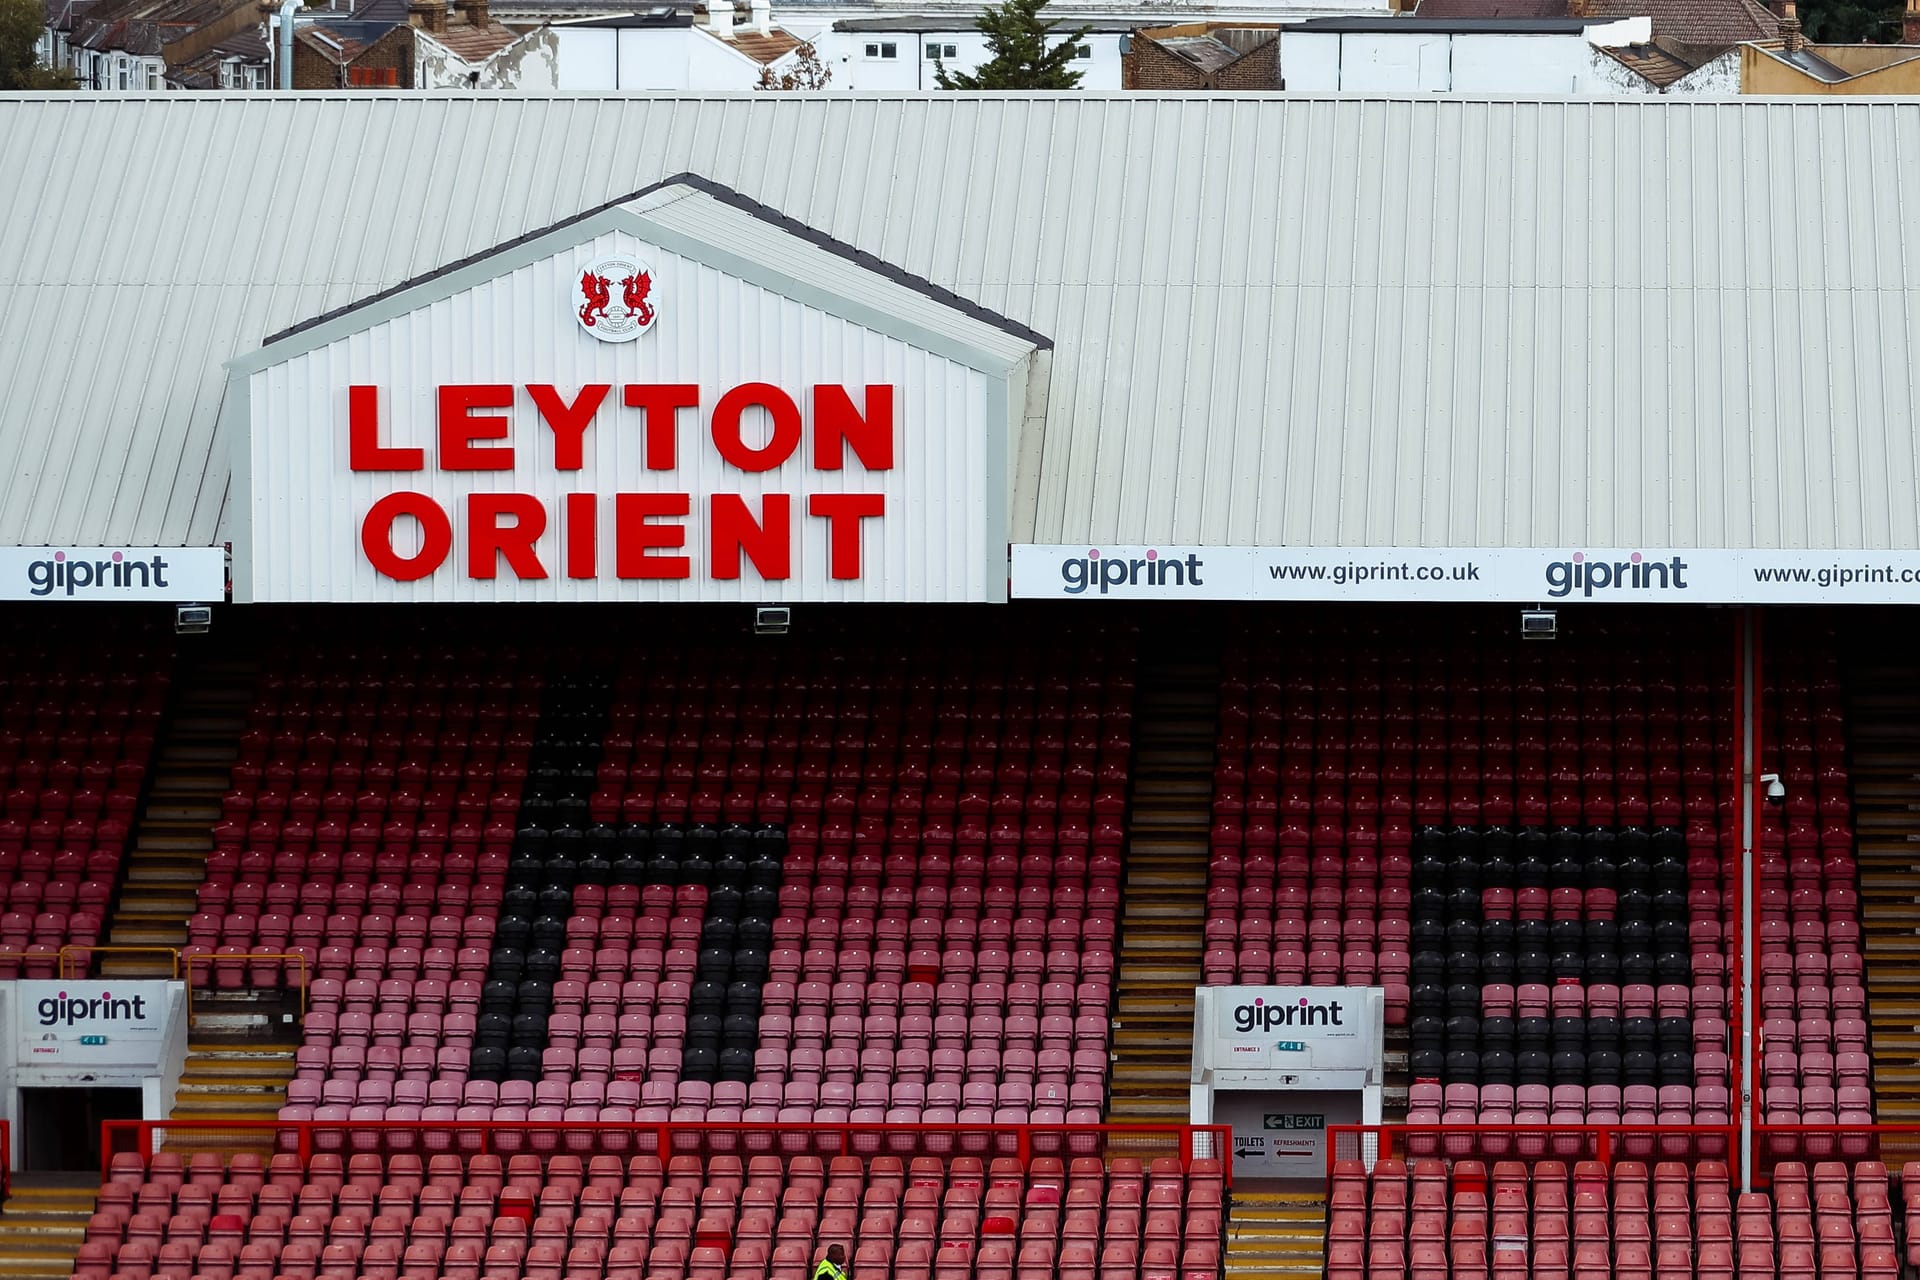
[4,94,1920,551]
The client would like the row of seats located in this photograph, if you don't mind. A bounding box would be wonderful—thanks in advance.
[83,1148,1222,1280]
[1329,1157,1895,1280]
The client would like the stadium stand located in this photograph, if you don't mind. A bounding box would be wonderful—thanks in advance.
[1203,614,1861,1131]
[0,616,171,977]
[196,617,1134,1129]
[20,607,1884,1280]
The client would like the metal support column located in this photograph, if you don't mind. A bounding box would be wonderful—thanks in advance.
[1737,606,1759,1192]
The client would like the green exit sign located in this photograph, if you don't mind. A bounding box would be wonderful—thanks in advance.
[78,1035,108,1046]
[1273,1041,1306,1052]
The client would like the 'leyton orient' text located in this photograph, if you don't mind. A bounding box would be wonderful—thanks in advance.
[346,382,894,583]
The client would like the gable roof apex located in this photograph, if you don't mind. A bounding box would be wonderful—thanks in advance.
[260,171,1049,358]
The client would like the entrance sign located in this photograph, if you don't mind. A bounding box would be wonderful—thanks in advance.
[1013,544,1920,604]
[15,981,170,1067]
[1191,986,1384,1181]
[1196,985,1383,1078]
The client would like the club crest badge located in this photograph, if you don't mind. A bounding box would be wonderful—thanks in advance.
[575,256,658,342]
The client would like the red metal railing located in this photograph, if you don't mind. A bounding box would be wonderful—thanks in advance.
[1325,1124,1739,1173]
[1,1120,9,1199]
[101,1120,1230,1184]
[1328,1123,1920,1179]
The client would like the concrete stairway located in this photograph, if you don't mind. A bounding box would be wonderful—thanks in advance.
[1107,651,1218,1124]
[1225,1189,1325,1280]
[101,658,256,979]
[0,1180,97,1280]
[170,1042,299,1124]
[1845,654,1920,1120]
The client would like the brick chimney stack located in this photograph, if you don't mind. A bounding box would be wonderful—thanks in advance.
[408,0,444,33]
[1904,0,1920,45]
[458,0,487,27]
[1766,0,1797,50]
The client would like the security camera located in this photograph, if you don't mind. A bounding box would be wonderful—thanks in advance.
[753,606,791,636]
[1761,772,1786,805]
[1519,609,1557,640]
[174,603,212,635]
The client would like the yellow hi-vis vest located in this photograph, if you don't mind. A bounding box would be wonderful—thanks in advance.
[812,1259,848,1280]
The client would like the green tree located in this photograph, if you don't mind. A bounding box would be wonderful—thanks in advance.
[0,0,76,87]
[934,0,1090,90]
[1798,0,1899,41]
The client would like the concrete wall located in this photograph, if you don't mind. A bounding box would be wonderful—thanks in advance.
[1283,29,1592,90]
[1741,41,1920,91]
[1281,22,1742,93]
[552,25,760,88]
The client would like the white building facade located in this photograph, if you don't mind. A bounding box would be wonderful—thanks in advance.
[1280,15,1736,92]
[810,21,1121,88]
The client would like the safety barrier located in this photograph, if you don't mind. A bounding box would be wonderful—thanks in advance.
[1,1119,9,1200]
[58,945,180,979]
[1326,1124,1738,1172]
[101,1120,1230,1183]
[1327,1123,1920,1178]
[181,952,311,1022]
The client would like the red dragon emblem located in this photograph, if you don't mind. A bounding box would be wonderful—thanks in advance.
[622,271,656,327]
[578,270,613,329]
[575,258,659,341]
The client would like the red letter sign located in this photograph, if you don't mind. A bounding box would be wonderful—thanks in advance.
[711,383,802,472]
[467,492,548,580]
[348,385,424,472]
[711,493,792,581]
[623,384,700,471]
[564,493,597,579]
[808,493,885,580]
[813,385,895,471]
[615,493,691,579]
[528,384,610,470]
[439,385,516,471]
[362,492,452,580]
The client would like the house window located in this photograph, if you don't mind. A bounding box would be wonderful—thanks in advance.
[864,40,896,57]
[1075,44,1090,57]
[925,41,955,58]
[146,65,158,87]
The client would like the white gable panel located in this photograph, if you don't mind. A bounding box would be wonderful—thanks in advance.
[240,229,1006,604]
